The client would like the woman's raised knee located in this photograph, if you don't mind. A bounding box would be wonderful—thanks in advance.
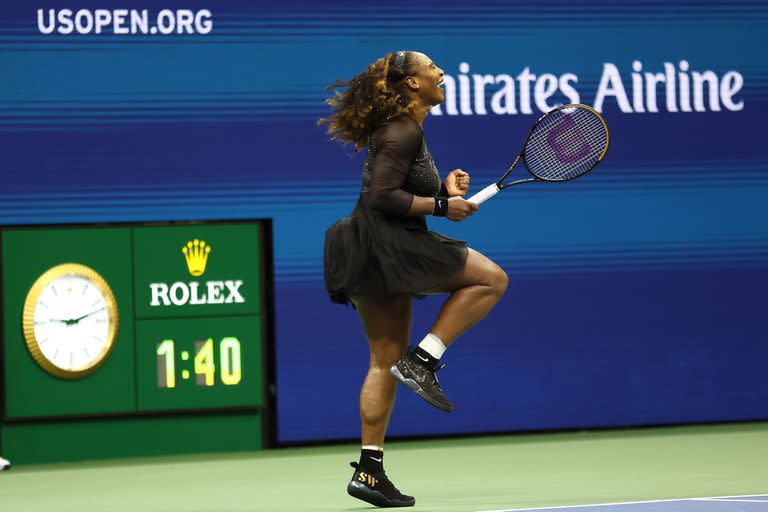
[489,264,508,298]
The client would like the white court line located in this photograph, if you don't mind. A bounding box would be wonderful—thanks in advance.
[706,495,768,499]
[475,493,768,512]
[694,499,768,503]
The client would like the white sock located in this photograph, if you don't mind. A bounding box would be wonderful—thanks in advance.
[417,333,446,360]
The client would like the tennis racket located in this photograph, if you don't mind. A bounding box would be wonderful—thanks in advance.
[467,104,609,205]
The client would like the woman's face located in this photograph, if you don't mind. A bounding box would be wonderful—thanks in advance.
[405,52,445,107]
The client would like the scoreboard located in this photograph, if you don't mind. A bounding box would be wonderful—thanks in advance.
[0,221,271,462]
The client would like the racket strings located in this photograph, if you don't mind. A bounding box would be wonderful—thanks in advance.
[524,107,607,181]
[527,114,604,180]
[537,122,603,180]
[529,114,602,179]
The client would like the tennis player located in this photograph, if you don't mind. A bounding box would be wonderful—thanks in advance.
[321,51,508,507]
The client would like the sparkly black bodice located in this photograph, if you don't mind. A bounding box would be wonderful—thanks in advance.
[362,135,440,198]
[357,119,442,218]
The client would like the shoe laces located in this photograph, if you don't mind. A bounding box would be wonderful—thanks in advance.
[432,363,446,389]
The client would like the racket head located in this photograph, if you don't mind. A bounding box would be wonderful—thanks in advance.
[521,104,609,182]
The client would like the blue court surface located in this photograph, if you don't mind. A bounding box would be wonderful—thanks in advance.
[478,495,768,512]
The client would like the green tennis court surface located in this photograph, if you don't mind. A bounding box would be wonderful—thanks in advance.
[1,423,766,512]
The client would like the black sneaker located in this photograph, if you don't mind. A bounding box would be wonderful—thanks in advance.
[390,349,454,412]
[347,462,415,508]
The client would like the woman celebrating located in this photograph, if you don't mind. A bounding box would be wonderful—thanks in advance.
[321,51,508,508]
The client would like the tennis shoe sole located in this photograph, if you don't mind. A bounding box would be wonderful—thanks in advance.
[347,480,415,508]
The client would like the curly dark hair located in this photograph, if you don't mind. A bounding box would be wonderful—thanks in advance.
[319,51,420,152]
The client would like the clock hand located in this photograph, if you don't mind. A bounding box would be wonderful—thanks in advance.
[69,307,106,324]
[48,317,82,326]
[47,307,106,326]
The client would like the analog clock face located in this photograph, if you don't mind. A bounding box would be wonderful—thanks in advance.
[23,264,119,379]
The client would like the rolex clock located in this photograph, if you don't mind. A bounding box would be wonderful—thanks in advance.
[22,263,119,379]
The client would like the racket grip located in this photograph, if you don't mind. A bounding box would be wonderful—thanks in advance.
[467,183,499,205]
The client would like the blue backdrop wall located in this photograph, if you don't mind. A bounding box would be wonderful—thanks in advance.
[1,1,767,443]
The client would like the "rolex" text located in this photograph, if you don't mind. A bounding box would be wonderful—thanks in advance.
[149,280,245,306]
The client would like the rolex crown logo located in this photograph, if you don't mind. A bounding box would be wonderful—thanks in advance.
[182,239,211,276]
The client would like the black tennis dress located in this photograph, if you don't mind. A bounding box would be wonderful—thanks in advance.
[323,118,469,305]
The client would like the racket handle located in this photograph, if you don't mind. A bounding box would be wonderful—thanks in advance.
[467,183,499,205]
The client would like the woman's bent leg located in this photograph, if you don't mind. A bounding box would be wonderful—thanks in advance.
[422,248,509,346]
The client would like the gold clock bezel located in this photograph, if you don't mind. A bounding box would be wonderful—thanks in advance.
[22,263,119,379]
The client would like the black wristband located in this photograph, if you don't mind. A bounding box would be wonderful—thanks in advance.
[432,196,449,217]
[438,182,449,197]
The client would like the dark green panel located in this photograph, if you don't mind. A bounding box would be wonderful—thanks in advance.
[1,228,135,418]
[136,315,263,411]
[133,223,262,319]
[1,413,262,464]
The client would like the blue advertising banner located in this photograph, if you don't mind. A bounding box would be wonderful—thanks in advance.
[1,1,766,443]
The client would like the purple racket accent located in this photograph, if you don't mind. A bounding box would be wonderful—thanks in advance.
[546,115,591,164]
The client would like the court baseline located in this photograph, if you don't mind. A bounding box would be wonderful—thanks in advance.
[477,494,768,512]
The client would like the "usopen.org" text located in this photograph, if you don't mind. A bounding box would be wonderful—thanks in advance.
[37,9,213,35]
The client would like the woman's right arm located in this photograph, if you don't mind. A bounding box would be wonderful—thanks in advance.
[367,121,477,220]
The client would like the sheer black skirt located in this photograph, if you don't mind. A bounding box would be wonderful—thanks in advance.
[323,196,468,306]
